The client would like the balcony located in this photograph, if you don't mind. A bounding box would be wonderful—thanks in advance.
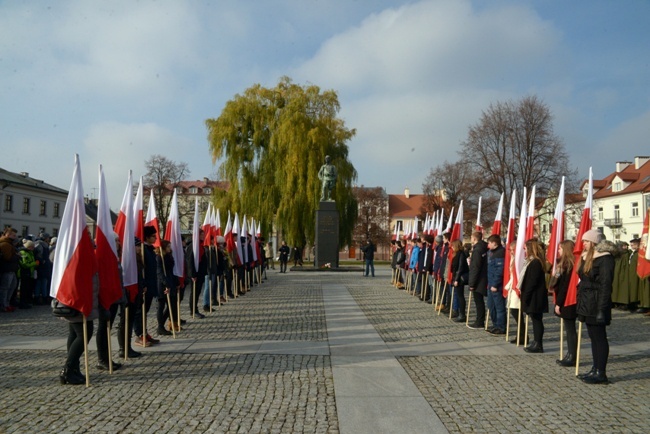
[604,218,623,228]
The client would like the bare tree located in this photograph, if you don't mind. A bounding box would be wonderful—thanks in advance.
[459,95,576,204]
[352,186,390,248]
[143,154,190,232]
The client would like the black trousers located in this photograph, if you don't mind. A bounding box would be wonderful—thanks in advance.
[563,318,577,356]
[157,294,178,329]
[455,285,466,317]
[586,324,609,371]
[96,304,118,363]
[185,277,204,313]
[473,291,486,325]
[529,312,544,344]
[116,301,136,353]
[133,292,154,337]
[66,320,94,371]
[510,308,527,343]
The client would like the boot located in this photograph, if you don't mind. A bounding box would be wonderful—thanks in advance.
[454,315,466,323]
[558,353,576,367]
[524,341,544,353]
[59,367,84,385]
[556,352,570,365]
[577,366,596,380]
[581,369,608,384]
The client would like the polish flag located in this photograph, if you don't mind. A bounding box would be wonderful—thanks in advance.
[215,208,222,236]
[202,202,213,247]
[192,198,201,272]
[566,168,593,307]
[50,155,96,316]
[113,173,131,243]
[546,177,565,276]
[133,177,144,243]
[145,190,161,248]
[241,216,249,264]
[525,185,536,240]
[224,211,235,253]
[249,218,258,263]
[475,197,483,232]
[412,216,418,239]
[95,165,123,309]
[502,190,517,297]
[444,207,455,234]
[404,221,411,240]
[391,222,398,241]
[210,206,218,243]
[437,209,444,237]
[513,187,528,297]
[637,206,650,279]
[491,193,504,236]
[119,171,138,303]
[164,190,184,278]
[447,201,464,282]
[232,212,243,266]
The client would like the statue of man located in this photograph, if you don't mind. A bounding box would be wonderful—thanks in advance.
[318,155,337,201]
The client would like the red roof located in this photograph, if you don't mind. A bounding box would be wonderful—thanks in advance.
[389,194,425,218]
[592,160,650,199]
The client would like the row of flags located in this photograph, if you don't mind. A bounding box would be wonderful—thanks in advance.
[392,167,650,306]
[50,155,266,318]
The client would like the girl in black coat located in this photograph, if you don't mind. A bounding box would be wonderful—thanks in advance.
[156,240,179,336]
[552,240,577,366]
[519,239,549,353]
[576,229,616,384]
[450,240,469,322]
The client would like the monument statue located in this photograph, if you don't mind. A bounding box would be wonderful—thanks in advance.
[318,155,337,201]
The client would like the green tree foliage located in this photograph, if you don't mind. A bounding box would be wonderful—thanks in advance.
[205,77,358,247]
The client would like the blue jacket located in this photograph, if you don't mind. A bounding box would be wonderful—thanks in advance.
[487,245,505,290]
[409,245,420,270]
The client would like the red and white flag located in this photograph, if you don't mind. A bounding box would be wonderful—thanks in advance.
[525,185,536,240]
[50,155,96,316]
[192,198,201,272]
[445,207,455,234]
[119,171,138,303]
[202,203,212,247]
[232,212,243,265]
[133,177,144,243]
[637,206,650,279]
[475,197,483,232]
[411,216,418,239]
[566,168,593,307]
[491,193,504,236]
[391,222,398,241]
[502,189,517,297]
[451,201,464,242]
[437,209,444,237]
[546,177,565,276]
[95,165,123,309]
[164,190,184,278]
[224,211,235,254]
[215,208,222,237]
[514,187,528,297]
[241,216,249,263]
[145,190,161,248]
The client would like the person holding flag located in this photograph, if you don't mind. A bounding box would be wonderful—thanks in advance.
[552,240,577,366]
[134,226,161,345]
[449,239,469,322]
[576,229,616,384]
[486,234,506,335]
[157,240,180,334]
[467,231,488,329]
[519,239,549,353]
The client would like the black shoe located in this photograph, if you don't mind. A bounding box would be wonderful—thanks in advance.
[425,299,433,304]
[180,319,187,325]
[467,321,483,329]
[582,369,608,384]
[59,368,84,385]
[119,348,142,358]
[577,366,597,380]
[524,341,544,353]
[441,307,450,314]
[194,311,205,319]
[451,310,459,318]
[489,328,505,336]
[203,305,210,312]
[157,328,172,336]
[558,354,576,367]
[96,361,122,371]
[454,316,466,323]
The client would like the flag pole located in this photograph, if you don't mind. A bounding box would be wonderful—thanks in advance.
[176,288,181,329]
[505,307,511,342]
[192,280,196,319]
[484,309,490,331]
[142,294,147,347]
[466,291,472,326]
[575,322,582,376]
[158,246,176,339]
[107,323,113,374]
[559,320,564,360]
[124,306,129,361]
[524,314,529,347]
[83,316,90,387]
[516,308,522,346]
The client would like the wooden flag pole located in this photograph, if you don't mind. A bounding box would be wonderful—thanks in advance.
[107,323,113,374]
[448,284,455,320]
[192,280,196,319]
[124,306,129,361]
[166,292,176,339]
[176,288,181,329]
[445,286,454,317]
[506,307,511,342]
[484,308,490,331]
[83,316,90,387]
[466,291,472,326]
[524,314,529,347]
[559,319,564,360]
[516,307,522,346]
[575,322,583,377]
[209,277,213,312]
[142,294,147,347]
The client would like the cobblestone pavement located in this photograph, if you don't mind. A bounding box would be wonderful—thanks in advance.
[0,266,648,433]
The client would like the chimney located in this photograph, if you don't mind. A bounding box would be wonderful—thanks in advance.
[615,161,632,172]
[20,172,29,177]
[404,187,410,199]
[203,177,209,184]
[634,156,650,170]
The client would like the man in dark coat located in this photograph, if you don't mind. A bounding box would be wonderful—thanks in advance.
[468,231,488,329]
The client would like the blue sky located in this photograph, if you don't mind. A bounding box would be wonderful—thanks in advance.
[1,0,649,209]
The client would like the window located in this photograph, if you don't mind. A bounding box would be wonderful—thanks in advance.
[40,200,47,216]
[542,223,548,234]
[53,203,60,218]
[204,188,212,194]
[4,194,13,212]
[189,187,198,194]
[614,204,620,220]
[52,228,59,237]
[632,202,639,217]
[21,226,29,237]
[597,207,603,220]
[39,227,46,235]
[23,197,30,214]
[175,187,183,194]
[614,182,622,192]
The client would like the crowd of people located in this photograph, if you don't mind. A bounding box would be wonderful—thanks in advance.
[390,229,649,384]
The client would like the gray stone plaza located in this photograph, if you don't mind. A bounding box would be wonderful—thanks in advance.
[0,267,648,433]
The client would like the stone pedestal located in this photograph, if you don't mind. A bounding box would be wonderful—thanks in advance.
[315,201,339,268]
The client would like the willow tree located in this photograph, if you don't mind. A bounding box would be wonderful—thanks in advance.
[205,77,358,248]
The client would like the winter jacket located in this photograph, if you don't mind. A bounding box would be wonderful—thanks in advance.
[156,253,179,299]
[418,245,433,273]
[577,241,616,325]
[19,249,38,279]
[487,245,505,291]
[468,240,489,295]
[519,258,549,314]
[451,250,469,285]
[0,237,20,273]
[409,245,420,270]
[553,265,576,320]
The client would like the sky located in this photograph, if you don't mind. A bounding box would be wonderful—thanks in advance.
[1,0,649,209]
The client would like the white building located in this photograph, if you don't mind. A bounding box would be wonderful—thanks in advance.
[0,168,68,238]
[590,156,650,242]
